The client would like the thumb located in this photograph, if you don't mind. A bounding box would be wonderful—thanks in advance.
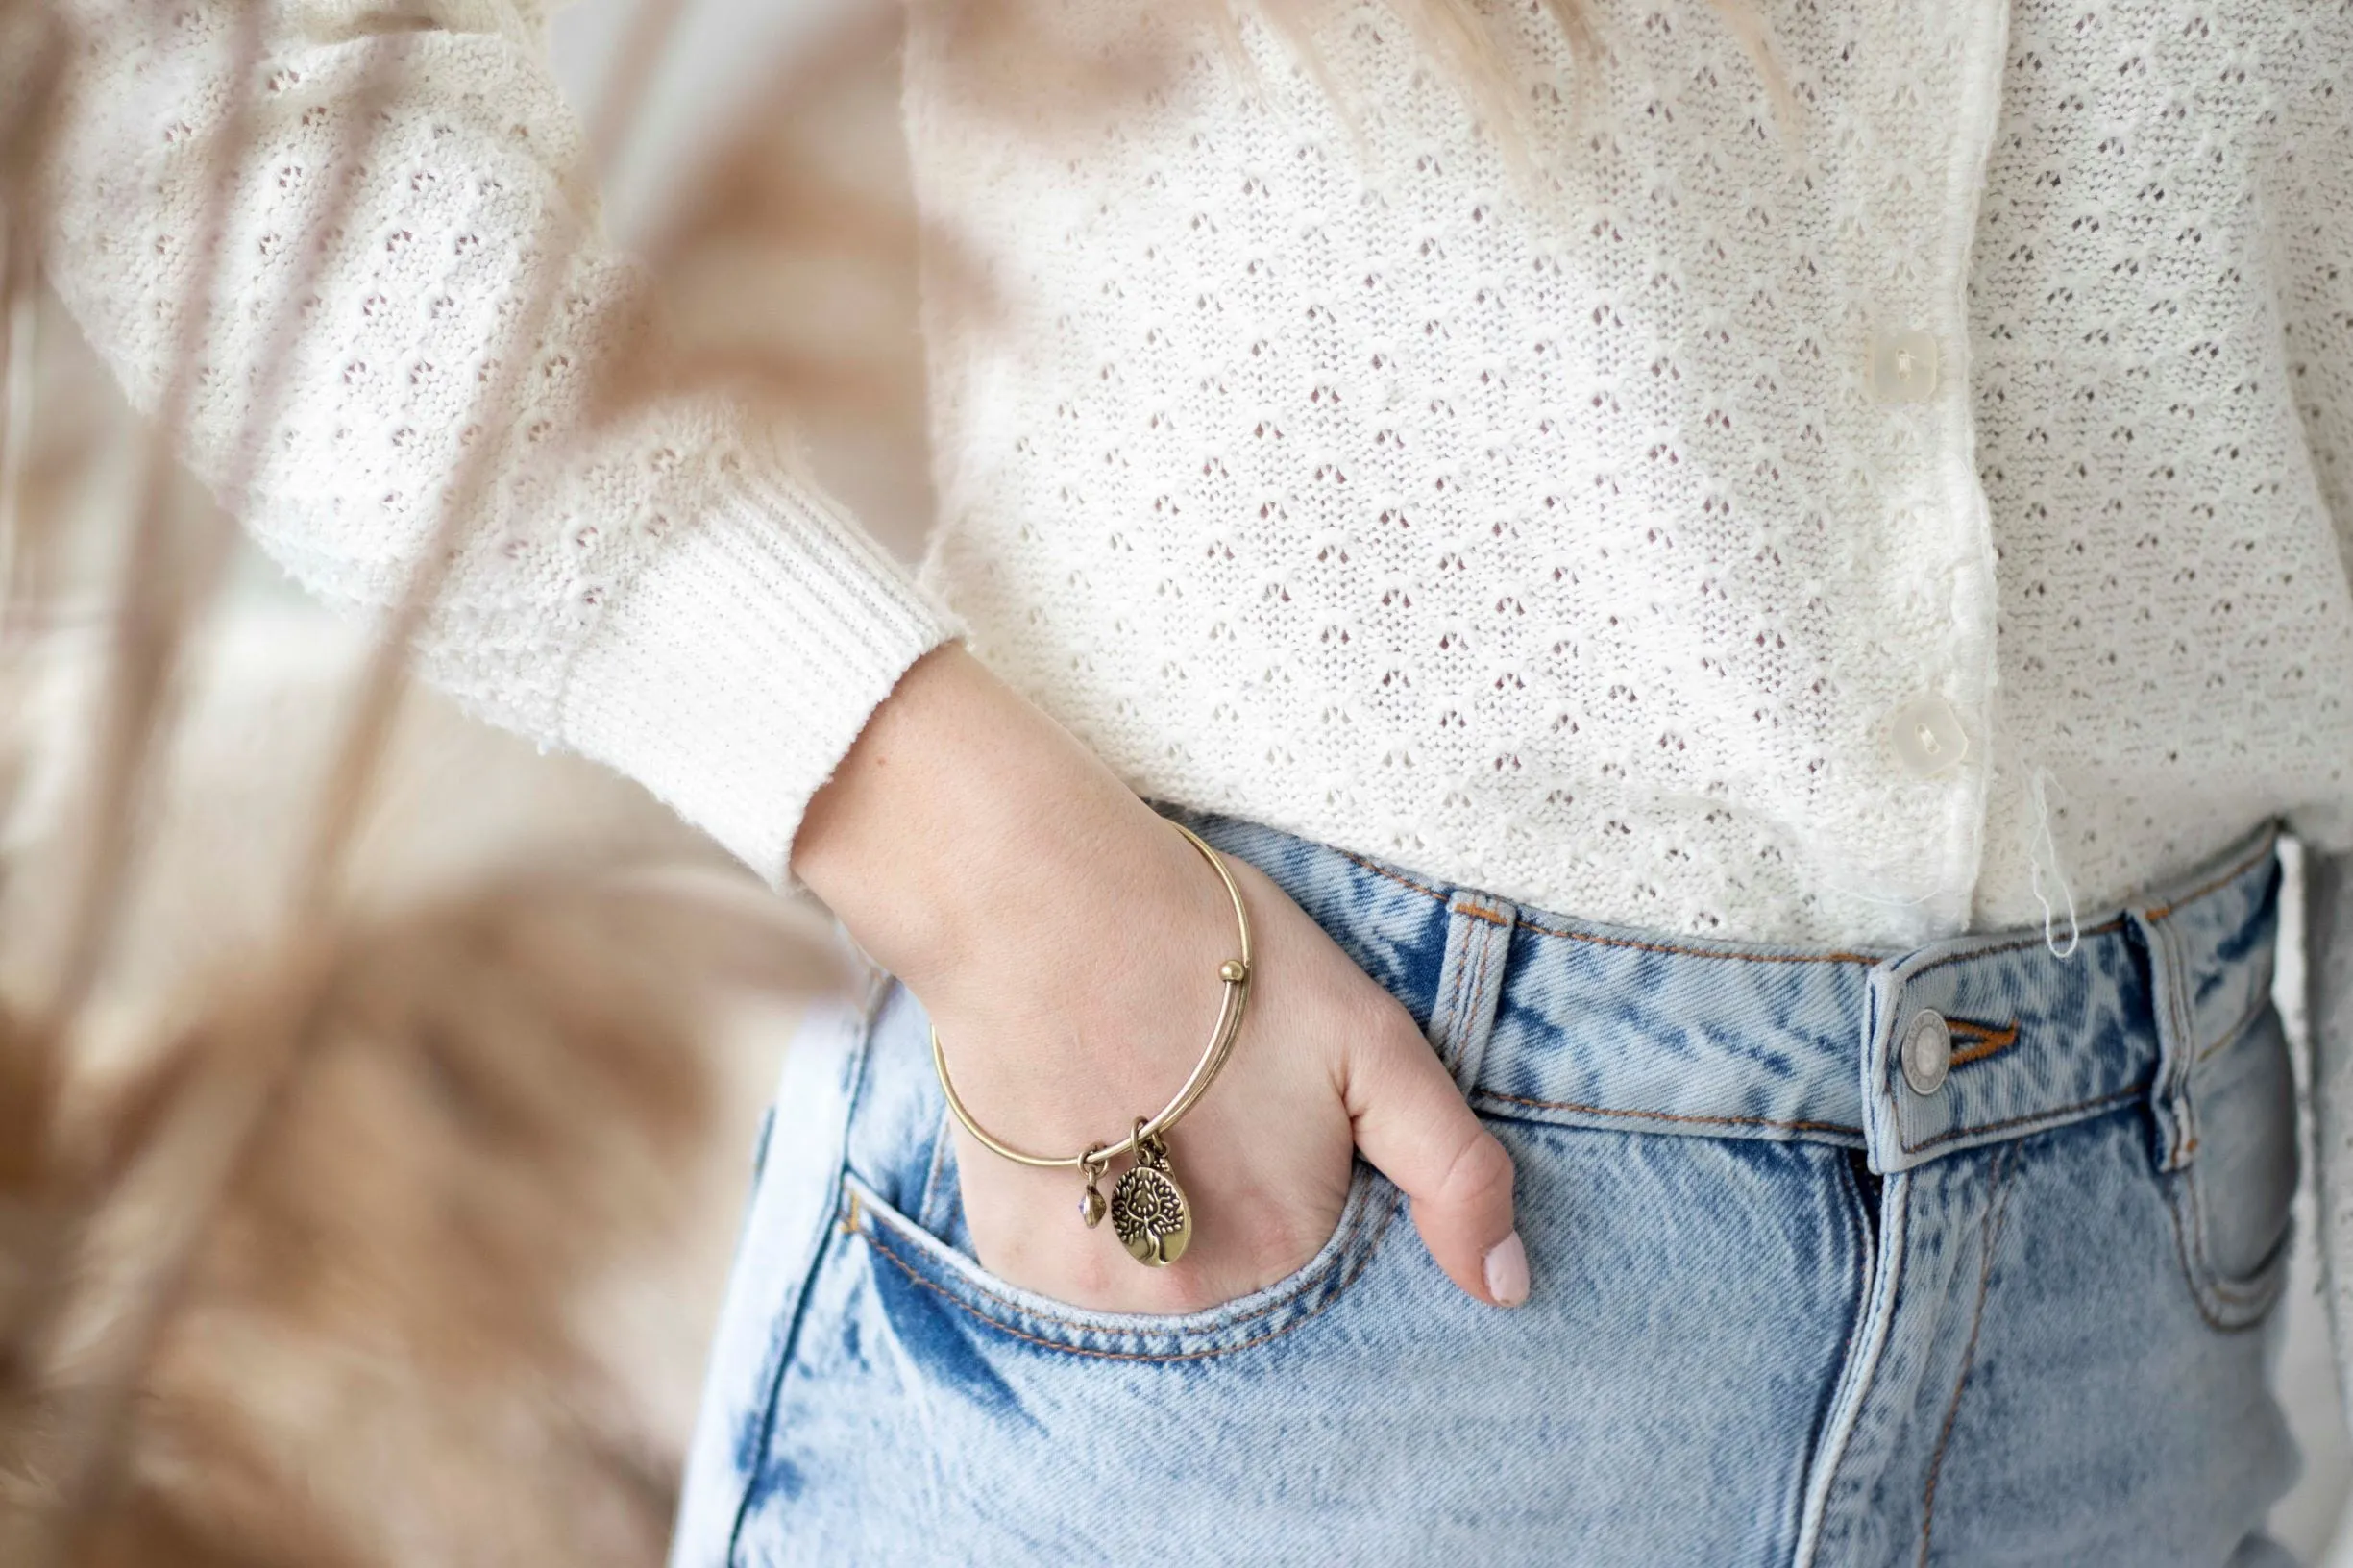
[1340,1010,1527,1308]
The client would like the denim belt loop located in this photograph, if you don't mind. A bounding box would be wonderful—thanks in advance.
[1431,890,1519,1093]
[2128,904,2202,1175]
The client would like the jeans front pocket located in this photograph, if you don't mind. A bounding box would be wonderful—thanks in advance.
[717,966,1434,1566]
[840,1160,1400,1362]
[726,1162,1419,1565]
[835,975,1403,1360]
[2166,1001,2298,1331]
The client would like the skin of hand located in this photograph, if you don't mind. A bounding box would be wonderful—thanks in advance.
[793,644,1527,1313]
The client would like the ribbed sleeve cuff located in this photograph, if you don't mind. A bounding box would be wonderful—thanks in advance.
[557,463,956,886]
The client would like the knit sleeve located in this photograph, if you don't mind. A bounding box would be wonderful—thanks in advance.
[34,0,954,884]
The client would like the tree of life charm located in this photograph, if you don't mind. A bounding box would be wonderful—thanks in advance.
[1110,1123,1192,1266]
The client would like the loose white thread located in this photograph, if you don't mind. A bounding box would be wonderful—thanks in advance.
[2028,767,2080,959]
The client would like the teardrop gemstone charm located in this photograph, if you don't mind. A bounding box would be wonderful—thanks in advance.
[1078,1143,1109,1229]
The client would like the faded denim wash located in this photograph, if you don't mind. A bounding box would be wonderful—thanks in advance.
[672,812,2301,1566]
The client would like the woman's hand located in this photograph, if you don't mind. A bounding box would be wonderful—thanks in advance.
[794,646,1527,1314]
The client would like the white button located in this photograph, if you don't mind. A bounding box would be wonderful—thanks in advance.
[1901,1009,1952,1096]
[1870,330,1940,402]
[1885,694,1969,778]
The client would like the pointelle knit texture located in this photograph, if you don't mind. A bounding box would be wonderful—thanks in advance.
[37,0,2353,943]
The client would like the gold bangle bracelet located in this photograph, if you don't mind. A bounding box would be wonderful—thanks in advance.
[927,818,1253,1266]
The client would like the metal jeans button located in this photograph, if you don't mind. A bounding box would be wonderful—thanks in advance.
[1901,1009,1952,1096]
[1871,329,1940,402]
[1885,694,1970,778]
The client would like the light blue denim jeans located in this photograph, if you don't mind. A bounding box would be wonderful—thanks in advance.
[672,812,2300,1566]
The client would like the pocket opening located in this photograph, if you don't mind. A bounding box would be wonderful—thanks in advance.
[2164,1005,2298,1333]
[837,1162,1403,1361]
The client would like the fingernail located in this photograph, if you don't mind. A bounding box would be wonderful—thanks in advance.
[1483,1230,1529,1308]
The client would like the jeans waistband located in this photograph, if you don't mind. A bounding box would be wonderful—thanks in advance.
[1167,810,2283,1177]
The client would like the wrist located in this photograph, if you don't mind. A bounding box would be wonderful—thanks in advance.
[791,644,1194,989]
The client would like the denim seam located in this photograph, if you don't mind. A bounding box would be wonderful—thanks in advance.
[1437,910,1475,1078]
[1900,917,2132,985]
[1917,1146,2020,1567]
[852,1174,1379,1337]
[2194,1194,2292,1308]
[2194,984,2273,1067]
[1794,1170,1913,1568]
[2177,991,2290,1308]
[1336,847,1449,902]
[1476,1090,1863,1137]
[1511,919,1880,966]
[915,1105,957,1234]
[854,1189,1407,1363]
[2142,831,2281,921]
[1803,1153,1880,1556]
[1900,1084,2144,1157]
[1336,846,1878,965]
[1832,1158,1876,1366]
[724,1004,871,1568]
[2169,1150,2295,1319]
[2162,1167,2277,1335]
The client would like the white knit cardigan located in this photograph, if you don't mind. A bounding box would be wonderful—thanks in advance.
[27,0,2353,1413]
